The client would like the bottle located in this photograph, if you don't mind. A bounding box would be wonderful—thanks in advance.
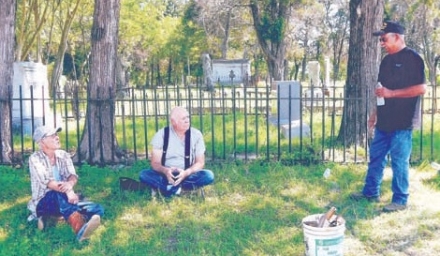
[376,82,385,106]
[317,206,337,228]
[431,162,440,170]
[323,168,331,179]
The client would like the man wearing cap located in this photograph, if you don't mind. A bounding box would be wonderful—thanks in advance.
[351,21,426,212]
[28,125,104,242]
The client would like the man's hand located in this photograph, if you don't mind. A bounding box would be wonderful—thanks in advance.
[166,167,186,186]
[58,181,74,193]
[66,190,79,204]
[165,167,178,185]
[367,113,377,138]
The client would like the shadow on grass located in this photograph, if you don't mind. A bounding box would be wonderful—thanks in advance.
[1,161,439,255]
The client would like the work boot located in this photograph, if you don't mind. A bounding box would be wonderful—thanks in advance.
[350,192,380,202]
[67,211,85,235]
[383,202,407,213]
[68,211,101,242]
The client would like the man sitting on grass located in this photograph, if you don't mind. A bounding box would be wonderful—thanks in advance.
[27,125,104,242]
[139,106,214,197]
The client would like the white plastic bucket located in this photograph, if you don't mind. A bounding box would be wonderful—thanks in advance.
[302,214,345,256]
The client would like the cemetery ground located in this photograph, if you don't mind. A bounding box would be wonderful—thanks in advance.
[1,159,440,255]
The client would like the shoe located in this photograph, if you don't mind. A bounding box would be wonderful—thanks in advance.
[175,187,181,195]
[77,215,101,242]
[151,188,157,197]
[37,217,44,231]
[161,185,181,198]
[350,192,380,202]
[383,203,407,213]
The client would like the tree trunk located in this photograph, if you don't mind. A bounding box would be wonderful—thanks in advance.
[338,0,383,146]
[249,1,290,81]
[76,0,121,165]
[49,0,82,98]
[15,1,50,61]
[220,9,232,59]
[0,0,15,164]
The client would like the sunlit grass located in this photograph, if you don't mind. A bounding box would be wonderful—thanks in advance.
[1,160,440,255]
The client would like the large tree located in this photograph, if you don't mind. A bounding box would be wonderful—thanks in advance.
[386,0,440,110]
[49,0,83,96]
[322,0,350,84]
[338,0,383,146]
[0,0,16,164]
[249,0,296,81]
[15,0,50,62]
[75,0,122,165]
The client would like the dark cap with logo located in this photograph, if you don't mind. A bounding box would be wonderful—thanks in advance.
[373,21,405,36]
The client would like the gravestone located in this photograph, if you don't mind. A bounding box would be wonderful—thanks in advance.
[269,81,310,138]
[201,53,214,91]
[13,62,59,134]
[305,61,323,107]
[307,61,320,87]
[212,59,251,85]
[277,81,300,123]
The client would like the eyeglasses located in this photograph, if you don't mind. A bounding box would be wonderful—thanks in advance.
[379,33,396,43]
[43,133,58,140]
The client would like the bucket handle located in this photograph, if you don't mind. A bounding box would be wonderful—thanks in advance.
[304,237,309,253]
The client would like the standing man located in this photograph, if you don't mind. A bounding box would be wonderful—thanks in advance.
[28,125,104,241]
[139,106,214,197]
[351,21,426,212]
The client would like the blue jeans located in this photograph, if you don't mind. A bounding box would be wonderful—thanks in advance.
[139,169,214,197]
[362,129,412,205]
[36,191,104,221]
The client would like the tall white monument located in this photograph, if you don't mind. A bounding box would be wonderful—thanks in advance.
[13,62,60,134]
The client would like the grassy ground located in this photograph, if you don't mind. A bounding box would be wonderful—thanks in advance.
[1,160,439,256]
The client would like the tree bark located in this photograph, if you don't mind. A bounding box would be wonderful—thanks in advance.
[338,0,383,146]
[75,0,122,165]
[49,0,82,98]
[0,0,16,164]
[15,0,50,61]
[249,1,290,81]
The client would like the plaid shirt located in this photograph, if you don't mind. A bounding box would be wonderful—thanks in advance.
[27,149,78,221]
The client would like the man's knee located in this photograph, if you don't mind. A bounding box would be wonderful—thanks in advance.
[139,169,151,182]
[200,170,215,185]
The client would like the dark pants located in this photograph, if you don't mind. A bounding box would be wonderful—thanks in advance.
[139,169,214,197]
[36,191,104,221]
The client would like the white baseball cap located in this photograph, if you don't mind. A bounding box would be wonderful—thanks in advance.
[33,125,62,142]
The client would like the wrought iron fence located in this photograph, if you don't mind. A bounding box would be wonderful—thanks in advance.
[2,81,439,166]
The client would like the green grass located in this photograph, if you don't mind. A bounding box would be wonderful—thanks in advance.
[1,160,440,255]
[12,84,440,164]
[13,110,440,166]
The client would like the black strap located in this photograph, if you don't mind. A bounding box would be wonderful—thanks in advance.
[161,127,170,167]
[162,126,191,169]
[184,129,191,169]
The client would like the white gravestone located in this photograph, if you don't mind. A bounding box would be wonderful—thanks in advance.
[13,62,59,134]
[269,81,310,138]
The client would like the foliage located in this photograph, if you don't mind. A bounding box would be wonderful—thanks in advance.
[279,144,322,166]
[8,0,440,165]
[164,1,209,79]
[258,12,285,44]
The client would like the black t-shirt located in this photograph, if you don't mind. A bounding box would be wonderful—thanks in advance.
[376,47,425,132]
